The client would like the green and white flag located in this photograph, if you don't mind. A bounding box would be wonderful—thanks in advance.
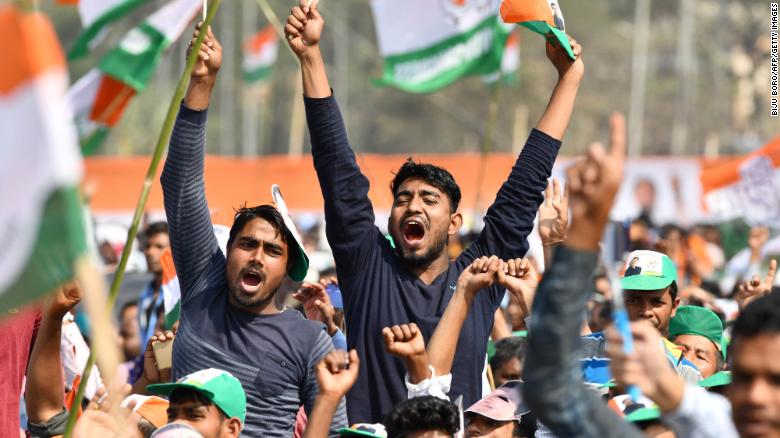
[1,6,87,312]
[242,25,279,84]
[370,0,511,93]
[483,27,520,84]
[100,0,201,92]
[63,0,147,60]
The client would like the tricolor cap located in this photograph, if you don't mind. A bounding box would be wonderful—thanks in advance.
[338,424,387,437]
[272,184,309,281]
[621,250,677,291]
[465,380,530,422]
[146,368,246,424]
[625,406,661,423]
[698,371,732,388]
[670,305,727,361]
[120,395,169,428]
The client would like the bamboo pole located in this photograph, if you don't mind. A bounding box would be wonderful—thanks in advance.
[62,1,223,435]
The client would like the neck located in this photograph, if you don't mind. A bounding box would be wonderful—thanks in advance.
[407,252,451,285]
[228,293,281,315]
[152,275,162,290]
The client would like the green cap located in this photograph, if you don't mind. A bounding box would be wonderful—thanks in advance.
[621,250,678,291]
[698,371,732,388]
[625,406,661,423]
[670,305,726,361]
[271,185,309,281]
[147,368,247,423]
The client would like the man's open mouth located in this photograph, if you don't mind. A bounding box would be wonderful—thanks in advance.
[240,269,265,291]
[402,219,425,245]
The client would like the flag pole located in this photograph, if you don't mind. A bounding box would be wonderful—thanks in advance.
[62,1,223,435]
[203,0,208,21]
[472,81,502,220]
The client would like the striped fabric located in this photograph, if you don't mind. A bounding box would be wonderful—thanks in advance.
[161,105,347,437]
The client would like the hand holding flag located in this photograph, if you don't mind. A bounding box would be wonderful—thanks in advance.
[285,0,323,59]
[547,34,583,81]
[188,22,222,81]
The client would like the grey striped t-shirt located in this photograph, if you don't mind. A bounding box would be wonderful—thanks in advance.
[162,103,347,437]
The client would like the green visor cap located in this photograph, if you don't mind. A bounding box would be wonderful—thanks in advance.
[272,184,309,281]
[339,424,387,437]
[670,305,726,360]
[621,250,678,291]
[147,368,247,423]
[698,371,732,388]
[625,406,661,423]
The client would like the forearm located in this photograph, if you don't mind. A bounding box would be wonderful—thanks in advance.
[304,394,340,438]
[404,354,431,384]
[183,78,215,110]
[427,289,473,375]
[491,308,512,340]
[301,48,331,98]
[131,374,152,396]
[25,317,65,423]
[535,75,580,141]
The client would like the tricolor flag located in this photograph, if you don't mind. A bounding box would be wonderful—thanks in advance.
[484,28,520,84]
[0,5,87,312]
[66,0,202,154]
[162,225,229,329]
[160,248,180,329]
[370,0,511,93]
[499,0,574,59]
[700,136,780,227]
[242,25,279,84]
[59,0,146,60]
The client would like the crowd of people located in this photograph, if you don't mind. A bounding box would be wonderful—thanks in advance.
[3,1,779,437]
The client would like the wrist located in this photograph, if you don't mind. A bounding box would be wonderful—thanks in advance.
[404,353,430,384]
[557,69,583,85]
[327,323,339,337]
[299,46,323,66]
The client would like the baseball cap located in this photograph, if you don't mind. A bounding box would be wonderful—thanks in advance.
[465,380,530,422]
[670,305,727,360]
[146,368,247,424]
[272,184,309,281]
[698,371,732,388]
[621,250,677,291]
[338,424,387,437]
[625,406,661,423]
[150,422,204,438]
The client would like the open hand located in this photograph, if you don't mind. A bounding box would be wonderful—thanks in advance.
[315,349,359,399]
[285,0,324,59]
[538,178,569,246]
[293,281,338,335]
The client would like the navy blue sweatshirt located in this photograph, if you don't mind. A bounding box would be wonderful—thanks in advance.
[304,94,561,423]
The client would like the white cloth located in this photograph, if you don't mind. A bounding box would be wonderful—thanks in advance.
[405,366,452,400]
[663,386,738,438]
[60,314,103,400]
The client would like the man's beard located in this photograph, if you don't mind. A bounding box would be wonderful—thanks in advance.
[396,229,448,269]
[229,284,278,309]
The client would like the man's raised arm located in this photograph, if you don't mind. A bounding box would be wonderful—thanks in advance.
[285,1,377,277]
[466,36,584,263]
[160,23,221,294]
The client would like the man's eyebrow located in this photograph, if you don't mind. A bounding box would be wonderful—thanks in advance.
[395,190,413,198]
[420,190,441,198]
[238,236,261,245]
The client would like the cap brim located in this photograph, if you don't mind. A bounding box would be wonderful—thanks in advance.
[465,409,516,423]
[146,382,215,400]
[288,243,309,282]
[621,275,673,291]
[698,371,732,388]
[625,406,661,423]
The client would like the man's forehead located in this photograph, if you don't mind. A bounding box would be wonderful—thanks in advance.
[238,218,283,241]
[624,289,667,298]
[674,333,716,351]
[395,178,444,195]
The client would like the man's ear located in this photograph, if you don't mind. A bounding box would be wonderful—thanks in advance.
[670,296,681,318]
[226,417,242,437]
[449,212,463,236]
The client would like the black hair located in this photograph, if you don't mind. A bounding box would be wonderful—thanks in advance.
[732,292,780,342]
[169,388,228,421]
[490,337,527,372]
[142,221,169,243]
[137,418,157,438]
[227,204,296,272]
[384,396,460,438]
[669,281,678,301]
[390,159,462,213]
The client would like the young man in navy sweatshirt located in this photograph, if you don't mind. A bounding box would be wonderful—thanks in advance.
[284,0,584,423]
